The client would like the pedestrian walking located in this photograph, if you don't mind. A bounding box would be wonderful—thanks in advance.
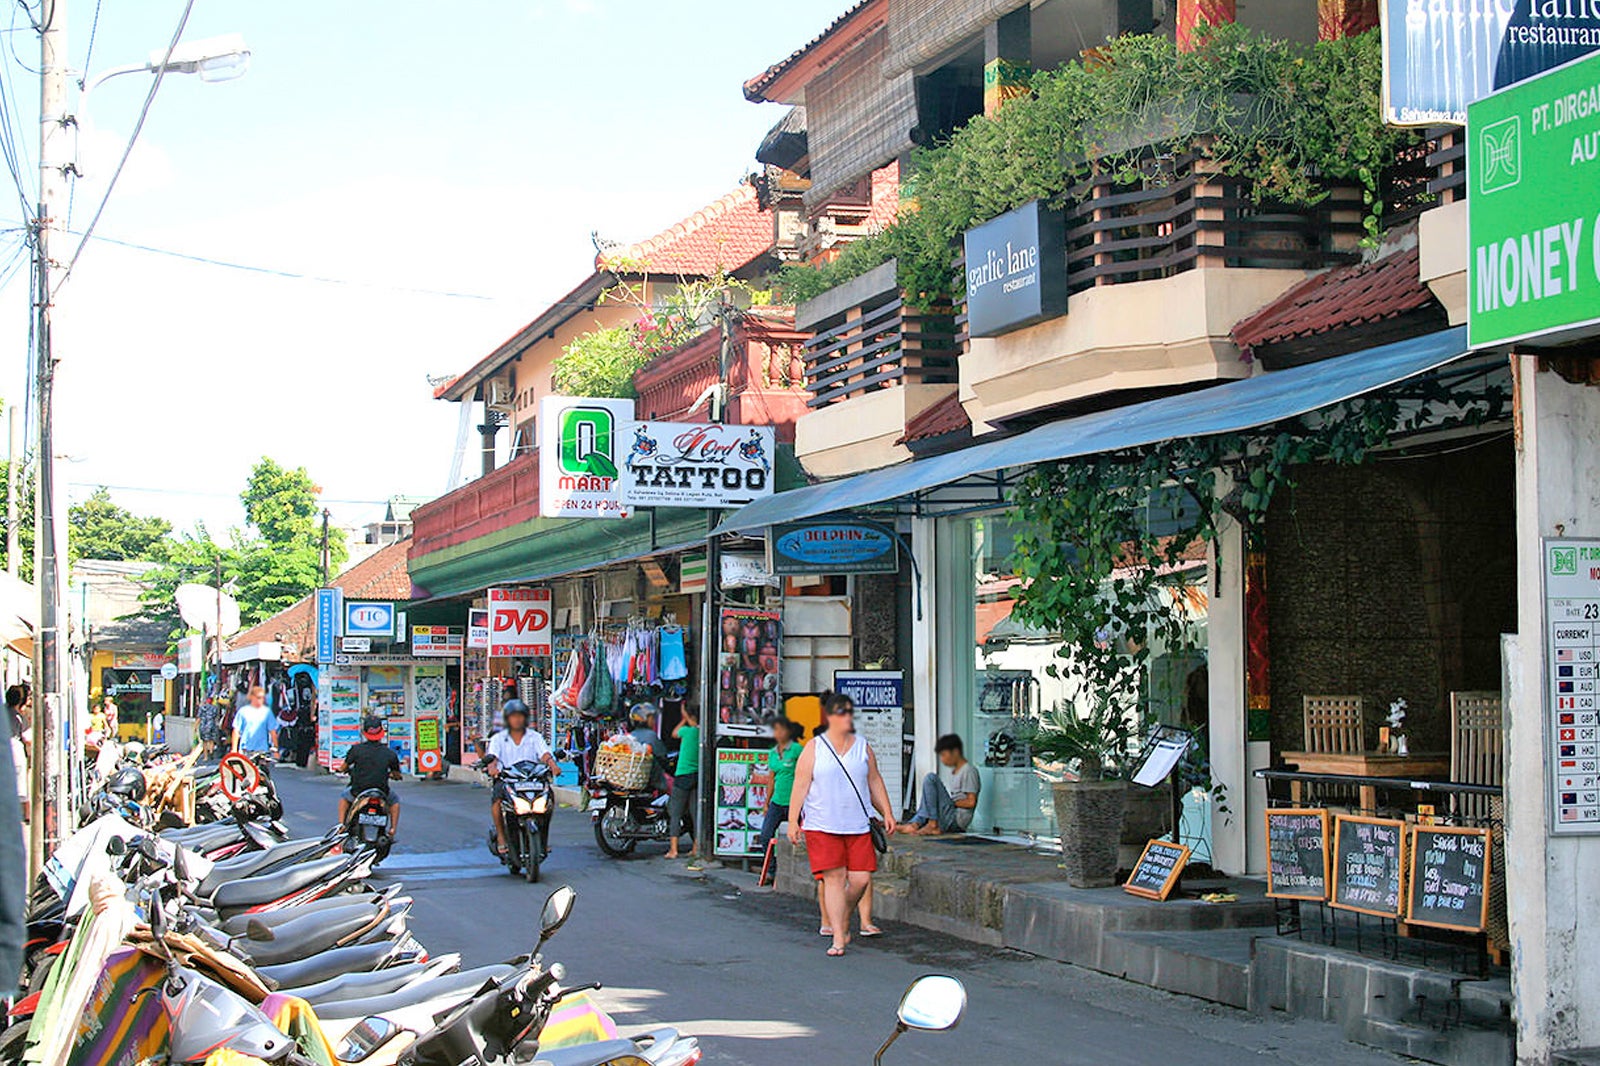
[231,686,277,757]
[753,717,800,856]
[666,706,700,864]
[197,700,221,760]
[788,692,896,957]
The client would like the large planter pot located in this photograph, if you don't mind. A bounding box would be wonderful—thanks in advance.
[1120,782,1170,870]
[1052,780,1127,888]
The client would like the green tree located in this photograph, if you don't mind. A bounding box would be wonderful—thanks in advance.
[553,326,651,399]
[68,487,172,563]
[135,526,227,640]
[242,458,331,550]
[0,457,34,581]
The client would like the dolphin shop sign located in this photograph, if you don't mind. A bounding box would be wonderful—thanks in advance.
[768,520,899,575]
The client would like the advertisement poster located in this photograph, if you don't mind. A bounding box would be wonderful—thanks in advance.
[538,396,634,519]
[317,671,334,768]
[835,671,907,812]
[467,608,490,649]
[413,663,447,714]
[413,625,465,657]
[489,587,553,657]
[618,422,776,508]
[717,608,781,726]
[1381,0,1600,124]
[714,749,770,858]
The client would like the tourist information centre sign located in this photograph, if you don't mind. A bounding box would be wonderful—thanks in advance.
[1467,49,1600,348]
[1544,539,1600,835]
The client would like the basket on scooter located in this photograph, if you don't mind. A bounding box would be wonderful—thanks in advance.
[594,748,653,791]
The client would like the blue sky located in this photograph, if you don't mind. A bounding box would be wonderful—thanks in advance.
[0,0,841,537]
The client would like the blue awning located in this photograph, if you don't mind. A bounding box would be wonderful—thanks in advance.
[716,326,1476,533]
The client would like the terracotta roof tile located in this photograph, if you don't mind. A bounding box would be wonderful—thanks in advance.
[229,539,413,656]
[897,392,970,445]
[599,184,773,277]
[1232,244,1438,355]
[744,0,882,103]
[864,161,900,230]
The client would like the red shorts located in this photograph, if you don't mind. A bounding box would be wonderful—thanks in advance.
[805,830,877,874]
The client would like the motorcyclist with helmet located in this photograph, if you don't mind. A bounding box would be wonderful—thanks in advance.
[481,699,560,859]
[336,714,401,839]
[627,703,670,791]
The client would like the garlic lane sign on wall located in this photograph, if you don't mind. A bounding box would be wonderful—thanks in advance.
[619,422,777,508]
[538,396,634,519]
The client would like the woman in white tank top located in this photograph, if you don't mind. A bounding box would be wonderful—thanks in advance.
[787,692,897,956]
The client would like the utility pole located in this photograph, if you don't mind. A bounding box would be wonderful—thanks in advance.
[320,508,331,584]
[29,0,69,881]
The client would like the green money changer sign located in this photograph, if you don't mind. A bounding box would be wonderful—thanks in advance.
[1469,49,1600,348]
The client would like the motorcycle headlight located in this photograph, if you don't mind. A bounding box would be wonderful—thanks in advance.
[531,797,549,814]
[512,797,533,815]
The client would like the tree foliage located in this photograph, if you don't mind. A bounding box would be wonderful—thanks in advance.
[779,26,1417,306]
[0,458,33,581]
[552,326,651,399]
[68,487,172,563]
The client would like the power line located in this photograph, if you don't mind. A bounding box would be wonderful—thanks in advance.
[67,480,397,506]
[55,0,196,291]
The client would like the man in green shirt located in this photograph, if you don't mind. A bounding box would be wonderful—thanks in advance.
[755,717,802,856]
[666,706,700,862]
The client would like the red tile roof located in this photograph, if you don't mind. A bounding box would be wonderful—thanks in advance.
[229,539,414,657]
[598,184,774,277]
[897,392,970,445]
[1232,244,1438,356]
[744,0,886,103]
[865,161,900,230]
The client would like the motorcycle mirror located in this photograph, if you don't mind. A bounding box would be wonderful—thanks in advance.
[337,1016,401,1064]
[539,885,576,942]
[106,836,128,857]
[172,846,189,883]
[897,975,966,1032]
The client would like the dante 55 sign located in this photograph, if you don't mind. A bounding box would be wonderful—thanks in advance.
[1468,49,1600,348]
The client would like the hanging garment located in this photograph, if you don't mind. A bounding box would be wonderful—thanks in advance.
[578,643,598,714]
[659,626,688,681]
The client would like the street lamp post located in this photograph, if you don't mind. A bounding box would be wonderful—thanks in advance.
[27,16,251,879]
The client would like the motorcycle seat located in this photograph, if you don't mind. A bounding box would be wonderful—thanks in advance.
[198,838,329,896]
[312,964,514,1022]
[286,954,459,1006]
[236,905,388,967]
[210,854,351,912]
[217,889,402,936]
[255,939,397,988]
[533,1037,644,1066]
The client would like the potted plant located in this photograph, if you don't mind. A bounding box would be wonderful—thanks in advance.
[1026,700,1140,888]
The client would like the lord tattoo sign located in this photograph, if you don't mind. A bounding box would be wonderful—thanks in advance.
[618,422,775,509]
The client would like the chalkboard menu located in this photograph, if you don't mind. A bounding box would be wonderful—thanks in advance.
[1265,808,1330,901]
[1123,839,1191,900]
[1332,815,1407,917]
[1407,826,1492,932]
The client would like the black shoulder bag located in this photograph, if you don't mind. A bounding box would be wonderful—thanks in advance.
[820,737,888,854]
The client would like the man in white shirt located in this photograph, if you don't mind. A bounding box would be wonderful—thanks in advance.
[481,699,559,858]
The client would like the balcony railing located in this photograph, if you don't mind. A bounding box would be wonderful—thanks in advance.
[799,262,959,408]
[1062,153,1366,293]
[1381,127,1466,228]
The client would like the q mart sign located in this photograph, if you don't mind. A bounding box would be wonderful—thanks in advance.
[1468,49,1600,348]
[538,396,633,519]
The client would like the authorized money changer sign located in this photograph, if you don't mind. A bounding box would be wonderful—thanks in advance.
[1544,539,1600,834]
[488,587,553,658]
[538,396,634,519]
[619,422,775,508]
[1468,49,1600,347]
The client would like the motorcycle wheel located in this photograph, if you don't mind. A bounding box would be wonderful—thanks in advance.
[26,952,56,994]
[0,1019,30,1066]
[594,807,637,857]
[522,823,540,883]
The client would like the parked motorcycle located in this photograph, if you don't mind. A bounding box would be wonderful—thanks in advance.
[344,787,396,862]
[588,780,672,857]
[487,759,555,881]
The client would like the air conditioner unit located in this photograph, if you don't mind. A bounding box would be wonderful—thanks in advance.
[485,380,515,412]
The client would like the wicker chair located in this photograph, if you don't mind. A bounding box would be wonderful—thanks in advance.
[1451,691,1505,823]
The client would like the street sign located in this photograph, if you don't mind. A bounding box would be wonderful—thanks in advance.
[344,601,396,640]
[1467,49,1600,348]
[768,520,899,575]
[159,662,178,681]
[538,396,633,519]
[412,625,465,657]
[488,587,553,657]
[315,587,342,663]
[341,636,371,653]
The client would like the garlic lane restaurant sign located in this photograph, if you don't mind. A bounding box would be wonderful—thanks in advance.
[1468,48,1600,347]
[768,521,899,575]
[539,396,633,519]
[1381,0,1600,125]
[962,200,1067,338]
[619,422,775,508]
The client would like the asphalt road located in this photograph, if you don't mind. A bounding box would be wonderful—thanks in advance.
[273,765,1401,1066]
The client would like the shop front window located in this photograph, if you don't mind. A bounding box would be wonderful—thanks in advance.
[952,513,1211,855]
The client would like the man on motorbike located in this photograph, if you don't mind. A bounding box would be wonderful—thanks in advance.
[336,714,401,838]
[482,699,560,858]
[627,704,670,792]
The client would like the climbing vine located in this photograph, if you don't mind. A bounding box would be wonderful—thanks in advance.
[1008,380,1508,779]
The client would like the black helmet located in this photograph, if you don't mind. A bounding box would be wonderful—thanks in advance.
[108,766,146,801]
[362,714,386,740]
[502,699,530,724]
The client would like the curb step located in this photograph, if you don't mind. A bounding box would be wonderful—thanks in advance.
[1555,1050,1600,1066]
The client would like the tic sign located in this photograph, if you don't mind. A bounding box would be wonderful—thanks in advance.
[1467,49,1600,348]
[1544,538,1600,834]
[488,587,553,658]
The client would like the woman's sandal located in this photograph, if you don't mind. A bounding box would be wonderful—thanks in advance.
[819,925,833,937]
[826,945,846,957]
[859,925,883,938]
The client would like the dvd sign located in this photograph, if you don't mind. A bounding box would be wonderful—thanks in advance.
[488,587,553,657]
